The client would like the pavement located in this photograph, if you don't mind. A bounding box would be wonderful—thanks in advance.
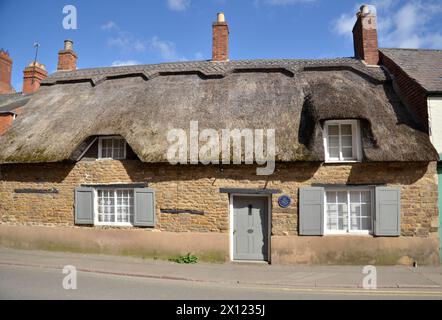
[0,247,441,290]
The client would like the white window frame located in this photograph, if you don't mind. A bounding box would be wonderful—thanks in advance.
[98,136,127,160]
[93,188,134,227]
[323,187,374,235]
[323,120,362,163]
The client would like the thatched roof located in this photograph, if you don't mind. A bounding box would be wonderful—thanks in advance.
[0,58,437,163]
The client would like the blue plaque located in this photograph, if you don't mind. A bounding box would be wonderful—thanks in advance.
[278,195,291,208]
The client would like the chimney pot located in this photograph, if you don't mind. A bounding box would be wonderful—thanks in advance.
[64,39,74,51]
[217,12,225,23]
[360,5,371,15]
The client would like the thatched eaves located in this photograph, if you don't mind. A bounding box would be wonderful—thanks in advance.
[0,58,437,164]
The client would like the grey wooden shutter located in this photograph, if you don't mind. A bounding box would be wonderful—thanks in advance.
[299,187,324,235]
[134,188,155,227]
[74,187,94,225]
[374,187,401,236]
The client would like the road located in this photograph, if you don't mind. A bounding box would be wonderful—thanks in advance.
[1,264,442,300]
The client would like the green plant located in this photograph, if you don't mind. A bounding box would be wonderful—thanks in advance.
[169,253,198,264]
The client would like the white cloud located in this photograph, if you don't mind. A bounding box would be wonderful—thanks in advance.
[149,36,187,61]
[107,32,186,61]
[101,21,119,31]
[167,0,190,11]
[103,21,186,61]
[332,1,442,49]
[108,32,147,53]
[333,13,355,38]
[111,60,140,67]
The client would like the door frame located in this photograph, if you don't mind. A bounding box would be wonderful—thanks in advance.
[229,193,272,263]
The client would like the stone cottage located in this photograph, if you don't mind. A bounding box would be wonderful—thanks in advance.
[0,6,439,265]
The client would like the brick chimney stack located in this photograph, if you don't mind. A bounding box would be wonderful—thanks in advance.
[22,62,48,94]
[352,5,379,66]
[57,39,77,71]
[0,50,15,94]
[212,12,229,62]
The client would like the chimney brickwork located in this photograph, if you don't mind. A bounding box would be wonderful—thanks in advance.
[22,62,47,94]
[212,13,229,62]
[353,5,379,66]
[57,39,77,71]
[0,50,14,94]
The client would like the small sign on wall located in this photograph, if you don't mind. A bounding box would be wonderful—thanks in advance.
[278,195,291,208]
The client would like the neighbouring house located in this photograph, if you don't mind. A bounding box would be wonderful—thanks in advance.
[0,49,47,135]
[379,48,442,262]
[0,6,439,265]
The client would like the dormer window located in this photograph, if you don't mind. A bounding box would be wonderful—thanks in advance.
[98,136,126,160]
[323,120,361,162]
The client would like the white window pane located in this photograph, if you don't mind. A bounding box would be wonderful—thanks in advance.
[328,220,337,230]
[326,192,336,203]
[327,204,337,214]
[361,191,371,203]
[328,136,339,147]
[337,192,347,203]
[341,124,352,135]
[341,136,353,147]
[100,138,126,159]
[342,147,353,158]
[326,188,372,233]
[351,216,361,230]
[350,191,360,203]
[97,189,135,226]
[350,203,360,215]
[361,218,371,230]
[361,204,370,217]
[338,218,347,230]
[328,125,339,135]
[338,204,347,216]
[328,147,339,158]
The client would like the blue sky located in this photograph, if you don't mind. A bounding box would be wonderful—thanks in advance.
[1,0,441,92]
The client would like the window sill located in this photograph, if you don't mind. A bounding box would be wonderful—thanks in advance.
[96,158,126,161]
[323,232,372,236]
[324,160,361,164]
[94,223,134,227]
